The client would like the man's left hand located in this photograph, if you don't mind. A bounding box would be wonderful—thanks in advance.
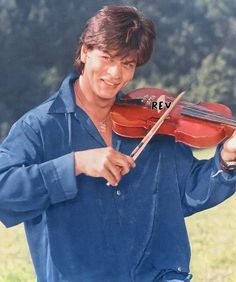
[221,130,236,163]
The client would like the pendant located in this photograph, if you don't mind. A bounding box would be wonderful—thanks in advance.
[99,121,107,132]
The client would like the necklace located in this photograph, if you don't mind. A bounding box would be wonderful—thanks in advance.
[98,120,109,133]
[74,79,111,133]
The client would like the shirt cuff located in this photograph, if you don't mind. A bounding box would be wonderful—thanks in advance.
[213,145,236,181]
[39,152,78,204]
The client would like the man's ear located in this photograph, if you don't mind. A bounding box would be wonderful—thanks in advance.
[80,45,88,63]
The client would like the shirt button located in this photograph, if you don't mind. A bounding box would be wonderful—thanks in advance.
[177,266,182,272]
[116,190,121,196]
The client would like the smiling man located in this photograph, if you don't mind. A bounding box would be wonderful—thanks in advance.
[73,47,137,149]
[0,5,236,282]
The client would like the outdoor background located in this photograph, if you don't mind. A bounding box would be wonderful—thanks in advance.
[0,0,236,281]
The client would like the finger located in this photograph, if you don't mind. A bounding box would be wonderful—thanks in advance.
[103,169,118,187]
[112,154,135,175]
[232,130,236,137]
[225,135,236,151]
[98,159,120,186]
[126,156,136,168]
[109,165,122,183]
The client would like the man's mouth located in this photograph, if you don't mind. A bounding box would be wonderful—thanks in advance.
[101,79,120,87]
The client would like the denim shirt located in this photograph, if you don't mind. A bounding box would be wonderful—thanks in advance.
[0,72,235,282]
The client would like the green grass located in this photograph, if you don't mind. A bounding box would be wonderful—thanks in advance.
[0,223,35,282]
[0,147,235,281]
[186,196,236,282]
[187,147,236,281]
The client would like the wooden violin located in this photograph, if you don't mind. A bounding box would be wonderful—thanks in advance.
[110,88,236,148]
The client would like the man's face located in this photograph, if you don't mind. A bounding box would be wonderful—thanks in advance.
[79,47,137,101]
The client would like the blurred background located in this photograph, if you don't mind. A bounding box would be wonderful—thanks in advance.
[0,0,236,281]
[1,0,236,140]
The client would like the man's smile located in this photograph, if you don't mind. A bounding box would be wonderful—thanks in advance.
[101,79,120,87]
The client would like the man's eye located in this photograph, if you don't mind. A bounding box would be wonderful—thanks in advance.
[123,62,135,68]
[129,63,135,68]
[102,56,111,61]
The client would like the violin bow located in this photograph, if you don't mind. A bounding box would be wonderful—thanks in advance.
[130,90,186,160]
[107,90,186,186]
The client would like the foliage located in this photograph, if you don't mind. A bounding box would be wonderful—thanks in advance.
[0,0,236,138]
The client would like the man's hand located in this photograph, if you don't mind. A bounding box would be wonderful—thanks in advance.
[221,130,236,163]
[74,147,135,186]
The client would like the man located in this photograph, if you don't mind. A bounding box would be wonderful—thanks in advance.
[0,5,235,282]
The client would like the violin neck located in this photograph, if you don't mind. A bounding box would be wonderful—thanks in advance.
[182,107,236,127]
[117,99,144,105]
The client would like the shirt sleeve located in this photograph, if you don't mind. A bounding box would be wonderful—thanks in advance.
[0,119,78,227]
[175,143,236,216]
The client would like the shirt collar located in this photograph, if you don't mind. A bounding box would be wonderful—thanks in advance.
[48,70,78,114]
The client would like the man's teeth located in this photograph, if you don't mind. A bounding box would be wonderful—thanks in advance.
[103,80,116,86]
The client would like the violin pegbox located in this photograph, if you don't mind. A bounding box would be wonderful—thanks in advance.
[142,94,167,113]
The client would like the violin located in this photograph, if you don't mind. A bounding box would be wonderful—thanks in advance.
[110,88,236,148]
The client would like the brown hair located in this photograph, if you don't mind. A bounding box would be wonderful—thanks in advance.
[74,5,156,73]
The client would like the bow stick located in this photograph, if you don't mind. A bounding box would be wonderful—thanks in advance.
[107,90,186,186]
[129,90,186,160]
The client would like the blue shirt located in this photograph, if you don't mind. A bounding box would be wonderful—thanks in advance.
[0,71,235,282]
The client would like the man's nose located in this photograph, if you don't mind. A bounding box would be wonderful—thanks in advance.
[107,63,122,80]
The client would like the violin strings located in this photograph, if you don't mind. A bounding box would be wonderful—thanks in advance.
[181,106,236,127]
[166,96,234,119]
[156,96,236,126]
[119,95,236,127]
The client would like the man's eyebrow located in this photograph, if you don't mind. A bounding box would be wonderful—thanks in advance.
[103,50,113,57]
[122,58,137,63]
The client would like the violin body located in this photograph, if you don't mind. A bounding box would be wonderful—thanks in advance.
[111,88,235,148]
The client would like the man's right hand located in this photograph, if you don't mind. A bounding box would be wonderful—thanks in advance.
[74,147,135,186]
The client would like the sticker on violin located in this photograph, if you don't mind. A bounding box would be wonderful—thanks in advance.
[149,94,172,113]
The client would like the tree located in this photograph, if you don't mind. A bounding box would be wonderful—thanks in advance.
[1,0,236,140]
